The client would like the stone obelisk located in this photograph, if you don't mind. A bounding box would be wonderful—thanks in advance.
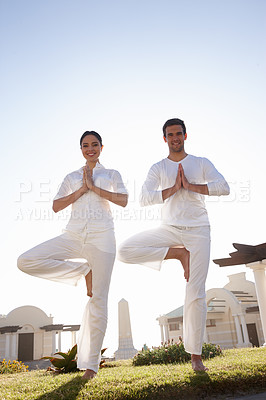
[114,298,138,360]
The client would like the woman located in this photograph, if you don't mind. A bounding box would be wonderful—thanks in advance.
[17,131,128,380]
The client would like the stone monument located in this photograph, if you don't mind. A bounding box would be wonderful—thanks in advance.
[114,298,138,360]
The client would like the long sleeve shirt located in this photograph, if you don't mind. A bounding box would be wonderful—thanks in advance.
[139,155,230,227]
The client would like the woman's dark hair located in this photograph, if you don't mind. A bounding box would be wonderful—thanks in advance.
[162,118,186,137]
[80,131,103,147]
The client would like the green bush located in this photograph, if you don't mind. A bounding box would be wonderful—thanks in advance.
[201,342,223,360]
[42,344,78,373]
[133,339,222,366]
[42,344,107,373]
[0,359,29,374]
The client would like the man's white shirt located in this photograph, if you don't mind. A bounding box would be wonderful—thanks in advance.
[140,155,230,227]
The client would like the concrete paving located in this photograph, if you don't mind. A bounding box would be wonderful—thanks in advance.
[217,393,266,400]
[24,359,50,371]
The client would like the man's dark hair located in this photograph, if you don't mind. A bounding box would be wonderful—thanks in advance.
[80,131,103,147]
[162,118,186,137]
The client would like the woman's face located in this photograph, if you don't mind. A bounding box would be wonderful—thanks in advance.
[81,134,102,163]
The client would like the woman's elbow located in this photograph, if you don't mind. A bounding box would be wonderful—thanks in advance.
[52,201,60,213]
[121,195,128,208]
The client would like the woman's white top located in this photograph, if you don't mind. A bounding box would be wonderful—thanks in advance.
[54,162,127,233]
[140,155,230,227]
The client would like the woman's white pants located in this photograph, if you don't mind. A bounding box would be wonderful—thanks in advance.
[118,224,210,355]
[17,229,115,372]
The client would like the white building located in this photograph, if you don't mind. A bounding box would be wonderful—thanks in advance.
[157,273,264,349]
[0,305,79,362]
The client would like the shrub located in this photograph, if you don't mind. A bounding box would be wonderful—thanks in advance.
[0,359,28,374]
[201,342,222,360]
[42,344,107,373]
[42,344,78,373]
[133,339,222,366]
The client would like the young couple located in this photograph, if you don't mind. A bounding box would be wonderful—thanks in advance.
[18,118,230,379]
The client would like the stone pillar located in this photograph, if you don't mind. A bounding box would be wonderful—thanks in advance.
[164,323,169,343]
[58,331,62,352]
[239,314,251,347]
[203,326,208,343]
[159,324,164,343]
[5,333,10,359]
[71,331,77,347]
[52,332,56,355]
[10,333,17,360]
[233,314,244,347]
[180,322,184,338]
[247,261,266,346]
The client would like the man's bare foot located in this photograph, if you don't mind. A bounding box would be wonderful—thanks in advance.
[85,271,93,297]
[81,369,97,380]
[191,354,208,371]
[165,247,190,282]
[178,247,190,282]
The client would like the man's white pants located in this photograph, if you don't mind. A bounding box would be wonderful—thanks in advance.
[118,224,210,355]
[17,229,115,372]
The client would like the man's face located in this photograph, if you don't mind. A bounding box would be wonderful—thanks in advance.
[164,125,187,153]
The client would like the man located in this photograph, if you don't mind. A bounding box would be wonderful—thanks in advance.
[118,118,230,371]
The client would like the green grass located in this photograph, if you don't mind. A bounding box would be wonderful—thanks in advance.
[0,348,265,399]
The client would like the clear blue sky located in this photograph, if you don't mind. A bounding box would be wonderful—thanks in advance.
[1,0,265,356]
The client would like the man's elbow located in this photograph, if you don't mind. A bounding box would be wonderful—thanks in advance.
[223,183,230,196]
[139,197,147,207]
[139,191,150,207]
[208,182,230,197]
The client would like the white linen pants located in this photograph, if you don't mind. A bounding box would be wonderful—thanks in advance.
[118,224,210,355]
[17,229,116,372]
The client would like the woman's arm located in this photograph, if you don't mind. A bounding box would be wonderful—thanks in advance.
[53,170,88,213]
[53,186,88,213]
[84,167,128,208]
[91,186,128,207]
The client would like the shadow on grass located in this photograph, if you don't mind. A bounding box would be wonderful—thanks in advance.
[184,371,213,399]
[35,375,86,400]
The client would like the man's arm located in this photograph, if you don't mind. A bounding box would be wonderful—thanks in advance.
[162,164,182,200]
[139,165,165,207]
[203,158,230,196]
[180,160,230,196]
[140,163,185,206]
[180,164,209,194]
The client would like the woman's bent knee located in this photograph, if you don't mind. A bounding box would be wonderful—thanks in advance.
[17,253,30,272]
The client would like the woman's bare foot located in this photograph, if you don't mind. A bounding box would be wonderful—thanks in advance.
[81,368,97,380]
[85,271,93,297]
[191,354,208,371]
[165,247,190,282]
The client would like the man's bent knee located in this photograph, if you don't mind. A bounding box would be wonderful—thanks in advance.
[117,244,131,263]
